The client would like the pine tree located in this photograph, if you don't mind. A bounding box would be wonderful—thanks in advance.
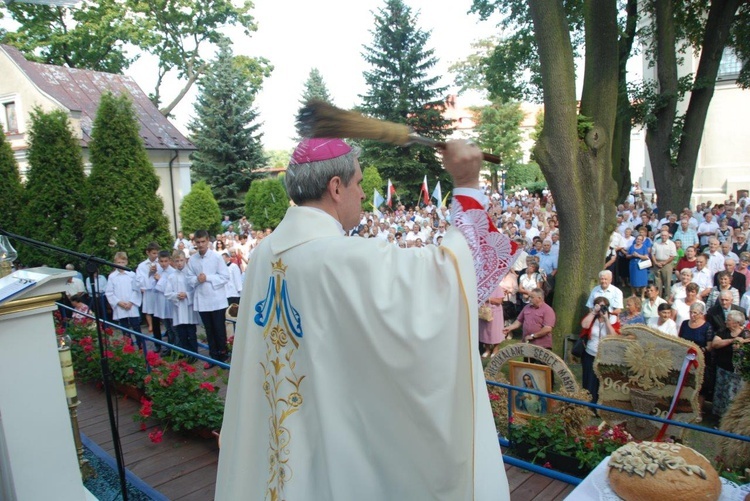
[299,68,333,106]
[179,181,222,235]
[245,178,289,230]
[359,0,452,203]
[81,92,171,263]
[16,108,87,267]
[189,40,268,220]
[0,126,23,234]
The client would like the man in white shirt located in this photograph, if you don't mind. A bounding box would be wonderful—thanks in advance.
[585,270,624,315]
[186,229,229,365]
[692,254,714,300]
[652,228,677,300]
[697,212,719,249]
[705,237,726,280]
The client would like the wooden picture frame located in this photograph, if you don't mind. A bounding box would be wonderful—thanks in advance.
[509,361,552,418]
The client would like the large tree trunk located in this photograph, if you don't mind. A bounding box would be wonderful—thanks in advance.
[647,0,742,214]
[529,0,620,355]
[613,0,638,205]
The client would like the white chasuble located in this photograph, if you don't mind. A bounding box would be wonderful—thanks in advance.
[216,200,513,500]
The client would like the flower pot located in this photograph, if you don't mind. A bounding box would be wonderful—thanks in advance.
[114,383,145,401]
[511,441,590,478]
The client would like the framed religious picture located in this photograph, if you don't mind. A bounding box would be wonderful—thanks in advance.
[509,361,552,418]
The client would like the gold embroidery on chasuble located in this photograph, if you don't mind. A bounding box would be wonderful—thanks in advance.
[254,259,305,500]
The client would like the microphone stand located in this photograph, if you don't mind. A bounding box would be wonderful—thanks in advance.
[0,228,130,501]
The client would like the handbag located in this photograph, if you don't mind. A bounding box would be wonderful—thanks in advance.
[637,259,653,270]
[571,337,587,358]
[572,317,596,358]
[479,303,493,322]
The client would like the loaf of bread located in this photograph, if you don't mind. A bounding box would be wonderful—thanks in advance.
[607,441,721,501]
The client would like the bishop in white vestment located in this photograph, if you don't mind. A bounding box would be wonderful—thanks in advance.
[216,139,517,500]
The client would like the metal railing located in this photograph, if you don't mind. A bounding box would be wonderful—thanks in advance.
[59,302,750,487]
[493,379,750,485]
[57,302,234,370]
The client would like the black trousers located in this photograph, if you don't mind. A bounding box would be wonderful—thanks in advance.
[175,324,198,355]
[199,309,228,362]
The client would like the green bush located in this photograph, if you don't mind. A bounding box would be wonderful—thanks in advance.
[0,127,23,234]
[245,178,289,230]
[17,108,87,267]
[180,181,222,235]
[81,92,172,263]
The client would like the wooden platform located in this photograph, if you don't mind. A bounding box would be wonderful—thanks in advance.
[77,382,575,500]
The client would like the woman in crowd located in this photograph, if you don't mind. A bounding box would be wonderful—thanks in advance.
[642,284,667,322]
[648,302,677,336]
[581,296,620,404]
[518,261,543,307]
[479,283,505,359]
[215,239,226,252]
[626,234,651,297]
[620,295,645,325]
[669,268,694,303]
[617,227,635,289]
[676,245,698,273]
[711,310,750,416]
[672,283,704,328]
[678,302,713,414]
[706,270,741,309]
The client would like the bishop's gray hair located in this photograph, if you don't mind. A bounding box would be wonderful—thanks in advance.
[284,147,361,205]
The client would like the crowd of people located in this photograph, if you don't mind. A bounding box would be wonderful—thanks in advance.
[61,160,750,421]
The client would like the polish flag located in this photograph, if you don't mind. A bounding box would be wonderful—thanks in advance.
[386,179,396,207]
[421,175,430,205]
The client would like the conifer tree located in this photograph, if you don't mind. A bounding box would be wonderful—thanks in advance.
[179,181,222,235]
[245,178,289,230]
[189,40,268,220]
[299,67,333,106]
[81,92,171,263]
[16,109,87,267]
[359,0,452,203]
[0,126,23,234]
[361,165,384,211]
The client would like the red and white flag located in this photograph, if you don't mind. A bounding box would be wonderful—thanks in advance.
[386,179,396,207]
[420,175,430,205]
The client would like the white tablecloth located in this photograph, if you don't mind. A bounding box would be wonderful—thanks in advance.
[565,456,750,500]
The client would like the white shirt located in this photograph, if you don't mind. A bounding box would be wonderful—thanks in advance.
[152,265,174,319]
[105,270,141,320]
[706,251,726,279]
[648,317,678,336]
[586,285,624,310]
[225,262,243,298]
[186,249,229,312]
[691,267,713,292]
[585,314,618,356]
[164,268,200,326]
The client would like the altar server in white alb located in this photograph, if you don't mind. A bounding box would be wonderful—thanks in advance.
[216,138,518,500]
[152,250,176,354]
[136,242,161,338]
[221,251,243,305]
[164,250,200,357]
[105,251,143,348]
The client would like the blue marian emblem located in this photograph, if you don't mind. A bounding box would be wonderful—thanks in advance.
[254,259,303,338]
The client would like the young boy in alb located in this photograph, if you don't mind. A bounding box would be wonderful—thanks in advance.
[136,242,160,336]
[164,250,200,360]
[152,250,175,355]
[106,252,144,348]
[222,251,243,306]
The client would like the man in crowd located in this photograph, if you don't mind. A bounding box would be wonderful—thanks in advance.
[503,288,555,349]
[697,212,719,250]
[585,270,624,315]
[715,258,746,296]
[652,227,677,300]
[705,237,726,280]
[216,139,514,500]
[673,218,699,249]
[692,254,714,300]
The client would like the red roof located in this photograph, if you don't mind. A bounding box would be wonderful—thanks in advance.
[1,44,194,150]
